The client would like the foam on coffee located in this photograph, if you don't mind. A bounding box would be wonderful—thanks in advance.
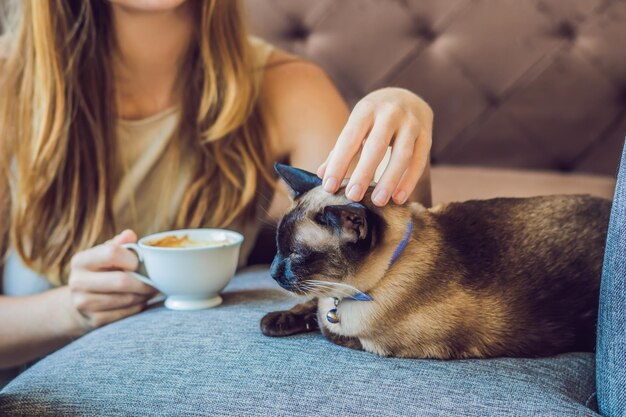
[146,234,231,249]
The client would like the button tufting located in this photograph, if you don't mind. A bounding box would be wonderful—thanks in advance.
[555,21,577,41]
[415,25,437,42]
[485,93,502,108]
[288,24,309,41]
[246,0,624,177]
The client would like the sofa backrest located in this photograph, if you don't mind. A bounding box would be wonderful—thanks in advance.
[245,0,626,176]
[1,0,623,176]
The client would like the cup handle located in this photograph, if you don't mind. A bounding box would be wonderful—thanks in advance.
[122,243,160,291]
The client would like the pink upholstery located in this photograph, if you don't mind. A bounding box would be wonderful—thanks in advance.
[245,0,625,187]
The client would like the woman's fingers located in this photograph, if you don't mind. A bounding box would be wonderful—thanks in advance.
[321,101,374,193]
[71,242,139,272]
[345,111,398,202]
[83,304,146,329]
[392,131,432,204]
[104,229,137,245]
[73,291,150,313]
[67,230,151,331]
[316,150,332,178]
[322,88,433,205]
[372,123,418,206]
[112,229,138,245]
[69,270,156,295]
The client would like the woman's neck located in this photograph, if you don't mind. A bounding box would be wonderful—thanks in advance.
[111,3,194,120]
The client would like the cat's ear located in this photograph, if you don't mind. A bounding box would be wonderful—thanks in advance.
[322,203,368,241]
[274,163,322,198]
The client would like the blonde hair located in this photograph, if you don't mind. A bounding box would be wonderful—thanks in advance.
[0,0,273,284]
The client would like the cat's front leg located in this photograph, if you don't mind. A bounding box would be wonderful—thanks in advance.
[261,299,319,337]
[320,325,364,351]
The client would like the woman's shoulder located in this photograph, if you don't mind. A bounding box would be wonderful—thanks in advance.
[262,48,331,94]
[258,47,349,157]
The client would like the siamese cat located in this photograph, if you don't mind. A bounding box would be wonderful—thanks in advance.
[260,164,611,359]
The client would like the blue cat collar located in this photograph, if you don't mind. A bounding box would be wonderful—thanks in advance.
[389,220,413,266]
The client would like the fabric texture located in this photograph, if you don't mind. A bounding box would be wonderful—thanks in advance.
[596,139,626,417]
[0,267,599,417]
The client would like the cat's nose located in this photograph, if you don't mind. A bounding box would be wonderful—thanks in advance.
[270,256,283,279]
[270,256,296,287]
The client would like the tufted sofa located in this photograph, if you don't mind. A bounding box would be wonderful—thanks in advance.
[1,1,624,416]
[247,0,623,202]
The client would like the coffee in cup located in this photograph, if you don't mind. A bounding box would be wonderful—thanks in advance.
[145,234,233,249]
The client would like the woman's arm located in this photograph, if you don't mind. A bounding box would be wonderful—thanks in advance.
[0,231,156,369]
[0,287,82,368]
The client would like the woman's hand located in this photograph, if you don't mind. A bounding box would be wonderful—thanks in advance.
[317,87,433,206]
[67,230,157,332]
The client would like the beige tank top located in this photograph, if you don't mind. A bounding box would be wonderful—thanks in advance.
[113,37,275,266]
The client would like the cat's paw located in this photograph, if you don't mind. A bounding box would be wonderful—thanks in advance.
[260,310,317,337]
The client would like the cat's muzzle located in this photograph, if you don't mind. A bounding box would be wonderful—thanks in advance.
[270,255,301,291]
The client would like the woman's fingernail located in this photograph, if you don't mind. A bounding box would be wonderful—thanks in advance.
[395,190,408,204]
[323,177,338,193]
[346,184,362,200]
[373,189,389,206]
[317,163,326,177]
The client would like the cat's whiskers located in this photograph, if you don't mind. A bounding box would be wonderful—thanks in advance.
[308,279,362,294]
[296,281,337,297]
[296,281,332,297]
[305,279,363,298]
[307,283,352,296]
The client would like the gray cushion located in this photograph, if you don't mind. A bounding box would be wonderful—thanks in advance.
[0,267,599,416]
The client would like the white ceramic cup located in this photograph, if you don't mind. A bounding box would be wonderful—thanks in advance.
[122,229,244,310]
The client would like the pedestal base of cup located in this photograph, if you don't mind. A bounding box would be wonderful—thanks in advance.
[164,295,223,310]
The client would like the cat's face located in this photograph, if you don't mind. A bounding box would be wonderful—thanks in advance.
[270,164,382,295]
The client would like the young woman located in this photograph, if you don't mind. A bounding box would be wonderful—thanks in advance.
[0,0,433,369]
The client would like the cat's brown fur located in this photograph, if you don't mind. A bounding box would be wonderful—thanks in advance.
[261,165,610,359]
